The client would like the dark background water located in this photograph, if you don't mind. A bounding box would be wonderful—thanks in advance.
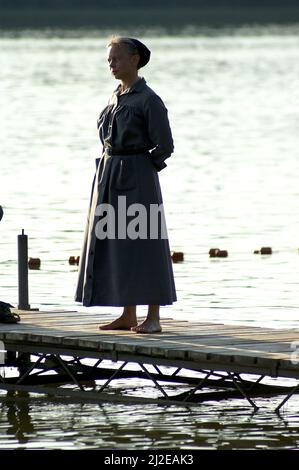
[1,0,299,30]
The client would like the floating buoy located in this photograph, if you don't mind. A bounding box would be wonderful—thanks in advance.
[171,251,184,263]
[253,250,260,254]
[217,250,228,258]
[209,248,220,257]
[209,248,228,258]
[28,257,41,269]
[261,247,272,255]
[69,256,80,265]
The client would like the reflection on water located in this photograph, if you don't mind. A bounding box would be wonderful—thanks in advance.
[1,393,299,449]
[1,24,299,449]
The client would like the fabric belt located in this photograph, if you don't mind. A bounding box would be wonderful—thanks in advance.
[104,147,150,156]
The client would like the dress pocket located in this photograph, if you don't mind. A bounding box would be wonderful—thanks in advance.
[114,158,137,191]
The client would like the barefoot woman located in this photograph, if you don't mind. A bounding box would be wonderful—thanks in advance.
[75,36,177,333]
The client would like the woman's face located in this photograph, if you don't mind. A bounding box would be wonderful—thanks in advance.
[107,44,139,80]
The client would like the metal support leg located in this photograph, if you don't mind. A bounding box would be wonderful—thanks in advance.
[248,375,265,391]
[54,355,85,391]
[152,364,164,376]
[16,354,47,385]
[227,372,259,411]
[182,370,214,402]
[138,363,169,399]
[86,358,103,379]
[234,373,266,391]
[171,367,182,377]
[98,362,128,393]
[275,382,299,413]
[92,359,103,369]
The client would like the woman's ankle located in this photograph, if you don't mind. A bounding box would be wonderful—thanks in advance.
[122,306,137,319]
[147,305,160,320]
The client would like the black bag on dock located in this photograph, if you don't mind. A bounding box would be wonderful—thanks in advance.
[0,301,20,324]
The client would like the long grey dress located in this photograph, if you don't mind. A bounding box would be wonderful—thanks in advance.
[75,77,177,306]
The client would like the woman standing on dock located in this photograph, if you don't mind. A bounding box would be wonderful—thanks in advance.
[75,36,177,333]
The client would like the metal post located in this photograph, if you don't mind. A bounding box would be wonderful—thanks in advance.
[18,229,30,310]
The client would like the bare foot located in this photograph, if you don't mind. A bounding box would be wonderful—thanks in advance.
[131,318,162,334]
[99,314,137,331]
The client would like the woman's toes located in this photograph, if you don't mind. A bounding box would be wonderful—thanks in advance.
[133,323,162,334]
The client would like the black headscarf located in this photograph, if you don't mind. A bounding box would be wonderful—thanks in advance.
[124,38,151,69]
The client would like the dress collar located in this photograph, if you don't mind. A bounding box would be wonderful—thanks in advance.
[114,77,146,96]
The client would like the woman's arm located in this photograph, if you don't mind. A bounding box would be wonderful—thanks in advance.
[144,94,174,171]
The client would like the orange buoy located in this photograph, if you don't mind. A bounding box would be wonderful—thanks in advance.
[69,256,77,265]
[171,251,184,263]
[217,250,228,258]
[28,257,41,269]
[209,248,228,258]
[209,248,220,257]
[261,247,272,255]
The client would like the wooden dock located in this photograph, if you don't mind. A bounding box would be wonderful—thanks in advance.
[0,309,299,412]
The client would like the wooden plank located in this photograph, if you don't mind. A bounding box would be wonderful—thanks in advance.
[9,314,299,339]
[1,314,299,381]
[54,334,295,362]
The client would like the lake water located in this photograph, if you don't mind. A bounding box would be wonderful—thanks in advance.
[1,23,299,450]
